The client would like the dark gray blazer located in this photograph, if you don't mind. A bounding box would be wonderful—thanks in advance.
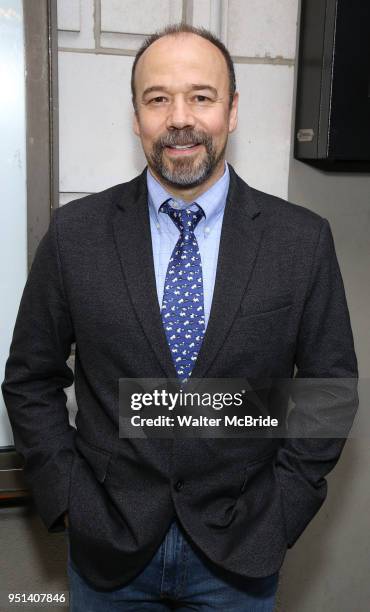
[2,165,357,589]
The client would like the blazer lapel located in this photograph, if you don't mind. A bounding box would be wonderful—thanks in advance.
[191,165,264,380]
[112,170,178,379]
[111,166,264,382]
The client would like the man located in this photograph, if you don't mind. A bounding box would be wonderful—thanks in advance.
[2,23,357,611]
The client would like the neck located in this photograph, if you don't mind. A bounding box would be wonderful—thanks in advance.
[148,159,226,202]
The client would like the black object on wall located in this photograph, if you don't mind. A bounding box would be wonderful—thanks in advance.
[294,0,370,170]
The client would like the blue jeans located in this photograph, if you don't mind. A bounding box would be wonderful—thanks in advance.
[67,521,279,611]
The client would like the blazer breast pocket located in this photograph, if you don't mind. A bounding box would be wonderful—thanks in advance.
[239,291,293,318]
[231,292,293,346]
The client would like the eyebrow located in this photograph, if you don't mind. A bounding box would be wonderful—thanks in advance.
[142,84,218,99]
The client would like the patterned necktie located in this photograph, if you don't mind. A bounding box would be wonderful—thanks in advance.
[160,201,205,382]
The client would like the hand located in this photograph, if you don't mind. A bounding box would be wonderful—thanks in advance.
[64,512,69,528]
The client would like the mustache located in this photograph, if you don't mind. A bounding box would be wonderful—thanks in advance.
[154,130,212,148]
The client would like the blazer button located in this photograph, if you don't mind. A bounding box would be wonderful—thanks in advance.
[174,480,184,491]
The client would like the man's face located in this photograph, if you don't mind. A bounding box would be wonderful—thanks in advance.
[133,33,238,191]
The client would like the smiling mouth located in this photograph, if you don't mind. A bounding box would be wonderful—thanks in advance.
[164,143,202,155]
[167,143,199,148]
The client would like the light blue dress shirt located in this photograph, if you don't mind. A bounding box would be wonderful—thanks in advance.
[147,162,230,328]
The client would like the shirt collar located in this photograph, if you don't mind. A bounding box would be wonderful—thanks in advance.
[147,162,230,230]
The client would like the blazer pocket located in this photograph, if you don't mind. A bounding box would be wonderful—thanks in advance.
[75,437,112,484]
[239,451,277,493]
[239,292,293,318]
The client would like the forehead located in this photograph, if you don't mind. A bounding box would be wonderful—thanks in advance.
[135,33,229,92]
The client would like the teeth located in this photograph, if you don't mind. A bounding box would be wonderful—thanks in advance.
[171,144,197,149]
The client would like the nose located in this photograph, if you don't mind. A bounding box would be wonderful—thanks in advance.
[166,96,195,130]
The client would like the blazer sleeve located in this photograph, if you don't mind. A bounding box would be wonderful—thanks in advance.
[1,209,77,533]
[275,218,358,548]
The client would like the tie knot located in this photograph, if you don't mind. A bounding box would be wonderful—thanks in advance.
[161,201,204,233]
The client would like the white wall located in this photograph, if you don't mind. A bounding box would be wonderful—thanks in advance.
[0,0,27,447]
[57,0,299,204]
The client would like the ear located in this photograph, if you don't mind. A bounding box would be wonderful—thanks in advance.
[133,111,140,136]
[228,92,239,133]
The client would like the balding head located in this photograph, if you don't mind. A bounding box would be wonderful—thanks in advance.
[131,24,236,111]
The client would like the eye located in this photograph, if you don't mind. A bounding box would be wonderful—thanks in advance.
[148,96,168,104]
[194,95,210,102]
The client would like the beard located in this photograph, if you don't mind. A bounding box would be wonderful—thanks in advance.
[148,129,226,190]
